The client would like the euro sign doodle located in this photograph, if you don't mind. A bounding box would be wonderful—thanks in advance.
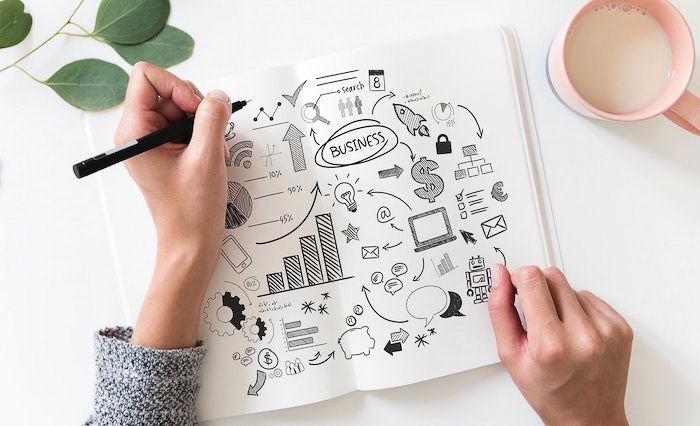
[411,157,444,203]
[491,181,508,202]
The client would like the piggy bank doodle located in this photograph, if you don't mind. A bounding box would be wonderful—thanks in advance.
[338,326,375,359]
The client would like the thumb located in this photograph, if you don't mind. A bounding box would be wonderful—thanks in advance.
[187,89,231,163]
[488,264,525,364]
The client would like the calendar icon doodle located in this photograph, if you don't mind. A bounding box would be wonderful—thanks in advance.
[368,70,385,91]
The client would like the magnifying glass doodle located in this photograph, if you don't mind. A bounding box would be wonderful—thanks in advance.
[301,102,330,124]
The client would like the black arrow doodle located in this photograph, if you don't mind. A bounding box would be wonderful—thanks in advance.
[310,128,320,146]
[308,351,322,363]
[256,183,322,245]
[247,370,266,396]
[412,258,425,282]
[384,341,403,355]
[361,286,408,324]
[457,104,484,139]
[371,91,396,115]
[390,223,403,232]
[399,141,416,161]
[382,241,402,251]
[378,164,404,179]
[367,189,412,211]
[309,351,335,366]
[494,247,507,266]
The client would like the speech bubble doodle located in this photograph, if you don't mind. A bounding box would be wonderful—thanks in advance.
[440,291,466,319]
[391,262,408,277]
[371,271,384,284]
[245,346,256,356]
[384,278,404,295]
[240,356,252,367]
[406,285,448,326]
[232,352,241,361]
[376,206,393,223]
[244,276,260,291]
[315,119,399,168]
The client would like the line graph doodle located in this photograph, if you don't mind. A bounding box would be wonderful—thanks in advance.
[254,101,282,122]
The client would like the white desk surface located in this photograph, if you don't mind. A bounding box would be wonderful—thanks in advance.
[1,1,699,424]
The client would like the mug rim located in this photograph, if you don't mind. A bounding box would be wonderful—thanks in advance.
[556,0,695,122]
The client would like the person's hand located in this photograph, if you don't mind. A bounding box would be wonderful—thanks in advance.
[114,62,232,349]
[488,265,633,426]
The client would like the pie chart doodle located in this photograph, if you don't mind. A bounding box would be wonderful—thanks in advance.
[226,181,253,229]
[432,102,454,123]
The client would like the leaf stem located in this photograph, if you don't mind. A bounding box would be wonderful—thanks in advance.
[67,21,91,36]
[12,64,44,84]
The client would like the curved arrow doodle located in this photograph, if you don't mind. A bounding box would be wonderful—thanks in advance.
[494,247,507,266]
[367,189,412,211]
[412,258,425,282]
[457,104,484,139]
[361,286,408,324]
[309,351,322,362]
[371,91,396,115]
[310,128,320,146]
[247,370,266,396]
[224,281,251,305]
[256,183,321,245]
[309,351,335,366]
[390,223,403,232]
[382,241,402,251]
[399,142,416,161]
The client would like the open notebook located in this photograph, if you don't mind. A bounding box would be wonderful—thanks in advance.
[85,26,560,421]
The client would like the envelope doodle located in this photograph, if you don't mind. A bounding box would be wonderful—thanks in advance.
[481,215,508,239]
[361,245,380,259]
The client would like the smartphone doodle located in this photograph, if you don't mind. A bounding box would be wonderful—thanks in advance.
[221,235,252,274]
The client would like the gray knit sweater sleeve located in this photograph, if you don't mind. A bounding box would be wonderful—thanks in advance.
[84,327,206,426]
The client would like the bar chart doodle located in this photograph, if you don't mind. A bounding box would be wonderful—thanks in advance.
[282,318,324,351]
[432,253,457,277]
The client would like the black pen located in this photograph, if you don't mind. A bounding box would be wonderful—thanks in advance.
[73,100,249,179]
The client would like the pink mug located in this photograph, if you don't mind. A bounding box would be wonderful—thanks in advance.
[548,0,700,135]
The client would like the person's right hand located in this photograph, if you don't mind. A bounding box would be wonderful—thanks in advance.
[488,265,633,426]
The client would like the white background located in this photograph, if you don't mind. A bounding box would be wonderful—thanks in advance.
[1,0,699,424]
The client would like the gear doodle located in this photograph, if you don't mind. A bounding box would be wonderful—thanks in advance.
[203,291,246,336]
[242,316,268,343]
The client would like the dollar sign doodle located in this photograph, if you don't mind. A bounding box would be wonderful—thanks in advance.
[411,157,444,203]
[263,353,272,365]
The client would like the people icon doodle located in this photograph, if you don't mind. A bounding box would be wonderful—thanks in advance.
[285,358,305,375]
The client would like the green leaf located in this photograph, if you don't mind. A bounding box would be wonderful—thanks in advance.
[44,59,128,111]
[92,0,169,44]
[109,25,193,68]
[0,0,32,48]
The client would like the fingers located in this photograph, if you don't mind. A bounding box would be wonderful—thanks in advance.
[578,291,633,336]
[488,264,525,362]
[510,266,561,333]
[541,267,587,324]
[188,90,231,163]
[124,62,202,115]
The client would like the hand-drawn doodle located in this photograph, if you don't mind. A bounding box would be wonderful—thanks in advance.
[384,340,402,355]
[285,358,305,375]
[338,98,347,118]
[460,230,478,245]
[254,101,282,122]
[346,316,357,326]
[378,164,403,179]
[455,145,493,180]
[406,285,448,326]
[252,121,289,131]
[415,333,429,348]
[225,182,253,229]
[361,245,380,259]
[384,278,403,295]
[393,103,430,137]
[361,286,408,323]
[457,104,485,139]
[392,263,408,277]
[225,122,236,141]
[245,347,256,356]
[412,258,425,282]
[390,223,403,232]
[321,292,331,300]
[242,317,268,343]
[221,235,252,274]
[465,256,492,304]
[368,70,386,91]
[338,326,376,359]
[366,188,412,211]
[435,134,452,155]
[440,291,466,318]
[259,143,282,167]
[248,370,266,396]
[428,328,437,336]
[339,96,362,117]
[258,213,353,296]
[301,102,330,125]
[283,318,324,351]
[376,206,394,223]
[309,350,335,366]
[282,80,307,107]
[371,91,395,115]
[457,189,488,215]
[353,305,364,315]
[432,253,457,276]
[226,140,254,169]
[494,247,507,266]
[390,328,409,344]
[382,241,402,251]
[408,207,457,252]
[244,276,260,291]
[456,190,468,219]
[316,69,359,87]
[256,183,322,246]
[481,215,507,239]
[274,368,283,378]
[315,119,399,168]
[301,300,316,314]
[282,124,307,172]
[318,304,328,315]
[354,96,363,115]
[371,271,383,284]
[258,348,279,370]
[203,291,246,336]
[241,356,253,367]
[432,102,455,125]
[411,157,444,203]
[233,352,241,361]
[334,181,358,212]
[341,223,360,242]
[491,181,508,202]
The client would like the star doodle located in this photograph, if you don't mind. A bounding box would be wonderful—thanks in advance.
[341,223,360,243]
[428,328,437,336]
[318,304,329,315]
[301,300,316,314]
[415,333,429,348]
[321,292,331,300]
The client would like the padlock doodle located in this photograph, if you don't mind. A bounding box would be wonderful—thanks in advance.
[435,134,452,155]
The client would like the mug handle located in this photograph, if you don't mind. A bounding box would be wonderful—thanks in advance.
[664,91,700,136]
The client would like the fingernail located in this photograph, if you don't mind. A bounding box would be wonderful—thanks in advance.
[207,89,229,103]
[491,264,502,288]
